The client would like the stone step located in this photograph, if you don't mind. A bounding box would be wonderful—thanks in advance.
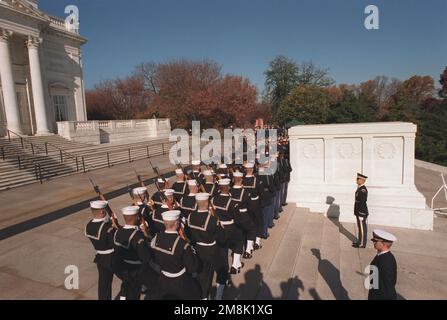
[287,211,326,300]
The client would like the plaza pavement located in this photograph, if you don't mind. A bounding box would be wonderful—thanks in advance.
[0,159,446,300]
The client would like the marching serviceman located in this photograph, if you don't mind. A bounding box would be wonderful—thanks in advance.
[278,150,292,206]
[186,193,228,300]
[172,169,188,203]
[151,178,167,209]
[270,154,282,220]
[211,178,245,274]
[150,210,202,300]
[113,206,159,300]
[179,179,199,219]
[258,160,275,239]
[231,171,257,259]
[368,230,398,300]
[353,173,369,248]
[131,186,153,236]
[150,189,176,237]
[85,200,117,300]
[203,170,218,198]
[242,162,263,250]
[191,160,205,185]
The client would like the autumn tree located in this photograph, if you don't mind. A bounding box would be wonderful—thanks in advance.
[440,67,447,99]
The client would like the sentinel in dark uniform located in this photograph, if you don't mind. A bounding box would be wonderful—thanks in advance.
[186,193,228,300]
[242,162,263,250]
[211,178,245,274]
[150,210,202,300]
[179,180,199,219]
[231,171,257,259]
[85,200,116,300]
[368,230,398,300]
[353,173,369,248]
[258,162,275,239]
[113,206,159,300]
[279,150,292,206]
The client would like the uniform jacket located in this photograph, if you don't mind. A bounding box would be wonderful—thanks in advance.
[368,251,397,300]
[354,185,369,217]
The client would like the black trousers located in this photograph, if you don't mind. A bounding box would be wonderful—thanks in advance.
[97,263,114,300]
[355,215,368,247]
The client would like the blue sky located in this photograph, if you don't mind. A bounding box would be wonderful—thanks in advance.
[39,0,447,92]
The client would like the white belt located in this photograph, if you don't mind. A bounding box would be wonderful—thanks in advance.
[124,259,142,265]
[196,241,216,247]
[96,249,114,255]
[161,267,186,278]
[220,220,234,226]
[251,196,259,200]
[239,208,248,213]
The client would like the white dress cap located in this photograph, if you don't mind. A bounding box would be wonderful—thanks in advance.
[188,179,198,186]
[218,164,228,169]
[192,160,201,166]
[244,163,255,169]
[218,178,231,186]
[162,210,181,221]
[372,229,397,242]
[233,172,244,178]
[90,200,108,209]
[195,193,210,201]
[157,178,165,183]
[175,169,183,175]
[133,187,147,196]
[164,189,174,196]
[203,170,213,176]
[122,206,140,216]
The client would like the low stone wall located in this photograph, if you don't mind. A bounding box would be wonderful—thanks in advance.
[57,119,171,145]
[287,122,434,231]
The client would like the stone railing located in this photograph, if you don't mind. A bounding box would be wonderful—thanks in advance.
[48,15,78,34]
[57,119,171,145]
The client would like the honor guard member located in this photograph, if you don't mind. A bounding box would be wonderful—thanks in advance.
[113,206,159,300]
[186,193,228,300]
[211,178,245,274]
[150,189,176,237]
[353,173,369,248]
[151,178,167,209]
[368,230,398,300]
[172,169,188,203]
[132,187,152,231]
[179,180,199,219]
[150,210,202,300]
[270,154,282,220]
[258,160,275,239]
[231,171,257,259]
[85,200,116,300]
[203,170,218,198]
[191,160,205,185]
[217,163,230,179]
[242,162,263,250]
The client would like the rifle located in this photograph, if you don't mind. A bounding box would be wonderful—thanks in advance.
[89,178,120,229]
[127,184,149,238]
[149,160,169,188]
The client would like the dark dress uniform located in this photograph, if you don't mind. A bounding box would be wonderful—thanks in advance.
[172,181,188,203]
[271,166,282,218]
[85,217,116,300]
[243,174,264,240]
[192,171,205,185]
[150,231,201,300]
[113,225,159,300]
[230,186,257,243]
[354,185,369,247]
[211,194,244,255]
[280,156,292,205]
[151,190,165,209]
[368,251,397,300]
[204,182,218,199]
[149,205,169,237]
[258,170,275,237]
[179,194,198,220]
[186,209,228,299]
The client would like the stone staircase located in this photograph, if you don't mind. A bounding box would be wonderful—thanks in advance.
[225,207,369,300]
[0,135,173,191]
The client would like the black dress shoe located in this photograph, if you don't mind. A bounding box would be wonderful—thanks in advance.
[273,215,280,220]
[282,203,288,206]
[243,252,252,259]
[269,223,275,228]
[254,243,262,250]
[230,267,240,274]
[352,243,360,248]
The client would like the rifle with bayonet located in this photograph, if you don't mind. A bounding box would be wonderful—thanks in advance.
[89,178,121,229]
[127,183,150,238]
[149,160,169,187]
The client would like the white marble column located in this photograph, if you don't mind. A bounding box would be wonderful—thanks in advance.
[27,36,50,135]
[0,29,22,134]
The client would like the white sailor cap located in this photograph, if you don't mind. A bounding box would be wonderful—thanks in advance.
[164,189,174,196]
[162,210,181,221]
[175,169,183,175]
[372,229,397,243]
[218,178,231,186]
[157,178,165,183]
[244,163,255,169]
[121,206,140,216]
[218,164,228,169]
[188,179,198,186]
[90,200,108,209]
[203,170,213,176]
[195,193,210,201]
[192,160,201,166]
[133,187,147,196]
[233,172,244,178]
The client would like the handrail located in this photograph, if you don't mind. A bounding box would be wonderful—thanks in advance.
[6,129,46,155]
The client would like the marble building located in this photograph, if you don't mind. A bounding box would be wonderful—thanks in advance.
[0,0,87,136]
